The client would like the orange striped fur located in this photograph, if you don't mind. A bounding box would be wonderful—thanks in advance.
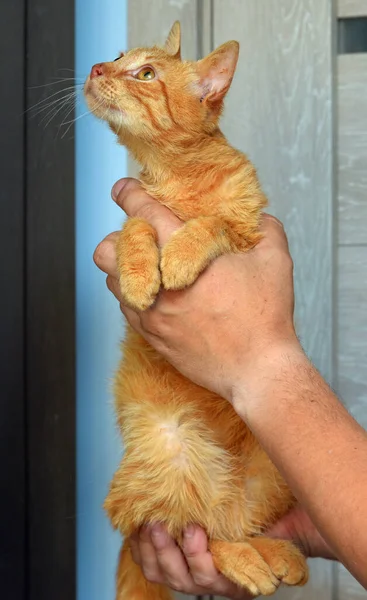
[85,22,308,599]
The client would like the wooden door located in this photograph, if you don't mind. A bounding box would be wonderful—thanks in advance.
[0,0,76,598]
[128,1,367,598]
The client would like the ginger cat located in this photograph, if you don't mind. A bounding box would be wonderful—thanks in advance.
[85,22,308,599]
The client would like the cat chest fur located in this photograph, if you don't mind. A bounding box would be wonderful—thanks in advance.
[104,329,293,543]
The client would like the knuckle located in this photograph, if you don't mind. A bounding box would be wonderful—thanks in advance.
[261,213,285,230]
[140,311,164,336]
[135,201,158,223]
[286,254,294,272]
[106,275,113,291]
[268,214,284,229]
[279,249,293,271]
[142,567,161,584]
[118,180,142,210]
[93,233,119,269]
[93,241,108,267]
[183,548,199,560]
[130,548,140,566]
[192,573,215,588]
[165,578,183,592]
[118,178,138,200]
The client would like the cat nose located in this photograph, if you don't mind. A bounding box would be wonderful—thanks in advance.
[90,63,104,79]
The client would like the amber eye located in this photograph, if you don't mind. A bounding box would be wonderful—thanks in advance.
[136,67,155,81]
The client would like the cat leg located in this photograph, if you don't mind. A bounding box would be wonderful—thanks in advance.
[250,537,309,586]
[160,216,233,290]
[116,217,160,311]
[209,537,308,597]
[116,538,173,600]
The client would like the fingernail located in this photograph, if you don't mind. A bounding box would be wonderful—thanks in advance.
[111,179,125,201]
[150,524,167,550]
[151,524,164,538]
[184,524,195,539]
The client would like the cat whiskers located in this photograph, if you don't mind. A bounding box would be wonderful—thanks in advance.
[27,77,116,139]
[101,99,114,122]
[39,91,79,127]
[27,80,85,134]
[28,77,84,90]
[27,84,82,114]
[60,97,106,138]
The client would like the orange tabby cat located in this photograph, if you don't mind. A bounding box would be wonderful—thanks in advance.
[85,22,309,599]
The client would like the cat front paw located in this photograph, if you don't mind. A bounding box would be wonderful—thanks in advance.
[160,249,200,290]
[120,267,161,311]
[250,537,309,587]
[116,218,161,311]
[160,239,209,290]
[160,216,231,290]
[210,538,308,596]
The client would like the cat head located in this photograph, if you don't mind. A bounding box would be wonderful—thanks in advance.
[84,22,239,144]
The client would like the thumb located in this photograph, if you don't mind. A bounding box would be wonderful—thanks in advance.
[267,507,334,560]
[112,178,182,245]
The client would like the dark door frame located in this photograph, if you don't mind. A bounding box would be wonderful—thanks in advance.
[0,1,76,599]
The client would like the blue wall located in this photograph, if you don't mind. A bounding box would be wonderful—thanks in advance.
[75,1,127,598]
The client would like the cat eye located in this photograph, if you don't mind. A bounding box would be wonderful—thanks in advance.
[135,67,155,81]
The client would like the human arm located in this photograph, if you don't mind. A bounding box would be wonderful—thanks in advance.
[237,346,367,589]
[94,178,367,591]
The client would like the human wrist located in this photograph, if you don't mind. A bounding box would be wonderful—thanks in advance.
[229,338,309,423]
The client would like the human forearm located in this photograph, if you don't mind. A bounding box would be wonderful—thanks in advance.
[233,345,367,588]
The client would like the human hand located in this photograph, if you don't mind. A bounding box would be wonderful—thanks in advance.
[268,505,335,561]
[129,507,334,599]
[94,178,302,406]
[129,523,252,599]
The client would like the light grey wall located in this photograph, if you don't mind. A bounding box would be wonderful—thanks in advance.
[213,1,334,599]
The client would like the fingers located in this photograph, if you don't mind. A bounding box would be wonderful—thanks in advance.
[105,275,145,332]
[182,526,221,587]
[182,527,244,598]
[259,213,290,252]
[93,232,120,278]
[267,507,335,561]
[136,526,165,584]
[131,525,253,599]
[119,301,145,333]
[112,178,182,245]
[260,213,284,230]
[129,531,141,565]
[131,525,200,593]
[267,507,311,557]
[149,524,196,591]
[106,275,122,302]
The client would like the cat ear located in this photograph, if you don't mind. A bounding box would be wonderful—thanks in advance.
[196,41,239,105]
[164,21,181,59]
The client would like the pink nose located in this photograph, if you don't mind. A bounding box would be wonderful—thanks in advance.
[90,63,104,79]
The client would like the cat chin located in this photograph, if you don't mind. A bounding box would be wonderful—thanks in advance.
[85,95,125,123]
[84,83,124,120]
[107,109,127,126]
